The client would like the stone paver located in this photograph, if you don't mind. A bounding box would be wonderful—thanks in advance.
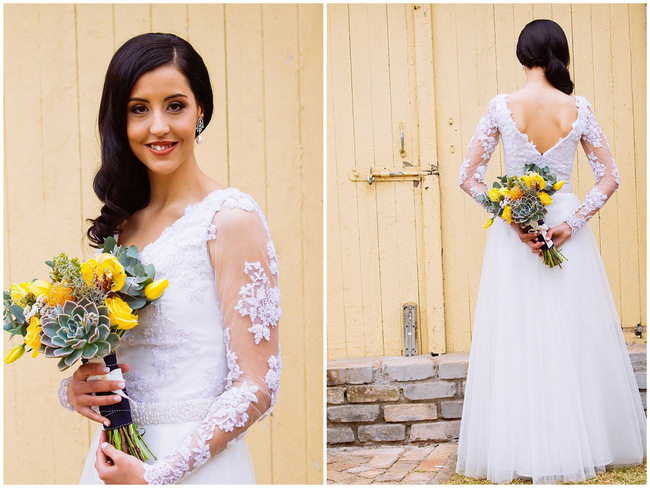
[327,443,458,485]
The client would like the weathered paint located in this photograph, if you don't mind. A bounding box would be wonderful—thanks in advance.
[3,4,323,484]
[328,3,646,358]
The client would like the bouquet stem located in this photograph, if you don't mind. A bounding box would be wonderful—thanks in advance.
[85,352,157,461]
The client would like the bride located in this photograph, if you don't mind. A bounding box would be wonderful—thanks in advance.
[457,19,646,484]
[58,33,281,484]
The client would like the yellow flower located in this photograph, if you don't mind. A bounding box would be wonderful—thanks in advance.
[24,316,42,358]
[538,191,553,206]
[27,279,51,297]
[105,296,138,330]
[487,188,501,202]
[5,343,25,364]
[82,254,126,292]
[484,218,494,229]
[498,187,510,197]
[144,279,169,300]
[10,282,32,307]
[553,180,565,191]
[509,186,523,201]
[501,205,512,224]
[46,280,75,308]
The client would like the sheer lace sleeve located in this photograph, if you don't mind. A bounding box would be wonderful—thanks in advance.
[459,97,501,203]
[143,204,281,484]
[564,101,620,235]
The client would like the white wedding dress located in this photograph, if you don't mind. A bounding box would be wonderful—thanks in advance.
[60,188,281,484]
[457,94,646,484]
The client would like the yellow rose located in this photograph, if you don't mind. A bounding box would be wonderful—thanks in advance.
[522,175,533,188]
[498,187,510,198]
[82,254,126,292]
[484,218,494,229]
[538,191,553,206]
[27,279,51,297]
[24,316,42,358]
[553,180,565,191]
[144,279,169,300]
[5,343,25,364]
[10,282,32,306]
[501,205,512,224]
[105,296,138,330]
[487,188,501,202]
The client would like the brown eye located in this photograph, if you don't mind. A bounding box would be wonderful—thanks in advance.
[130,105,147,115]
[168,102,185,112]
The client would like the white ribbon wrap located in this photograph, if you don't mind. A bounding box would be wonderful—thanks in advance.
[86,358,134,401]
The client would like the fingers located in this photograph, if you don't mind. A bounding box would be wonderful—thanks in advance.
[74,363,111,381]
[78,406,111,426]
[117,363,130,374]
[95,431,113,474]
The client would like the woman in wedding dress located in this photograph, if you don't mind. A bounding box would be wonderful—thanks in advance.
[57,33,281,484]
[457,19,646,484]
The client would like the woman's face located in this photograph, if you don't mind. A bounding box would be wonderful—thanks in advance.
[126,64,204,175]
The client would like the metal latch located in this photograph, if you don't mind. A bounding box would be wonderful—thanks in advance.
[403,303,417,356]
[348,164,438,185]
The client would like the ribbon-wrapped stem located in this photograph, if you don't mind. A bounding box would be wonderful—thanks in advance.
[528,220,567,268]
[83,352,156,461]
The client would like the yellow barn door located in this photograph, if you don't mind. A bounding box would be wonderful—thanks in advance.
[328,4,445,359]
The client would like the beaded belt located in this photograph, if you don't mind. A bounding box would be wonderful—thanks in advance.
[132,396,218,425]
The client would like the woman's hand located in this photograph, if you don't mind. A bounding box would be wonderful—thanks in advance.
[95,430,146,484]
[510,223,545,256]
[68,362,130,426]
[546,222,572,248]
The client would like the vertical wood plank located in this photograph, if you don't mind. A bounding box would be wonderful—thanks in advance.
[610,4,640,332]
[629,3,647,339]
[151,4,188,37]
[187,4,229,185]
[349,4,384,356]
[298,5,324,481]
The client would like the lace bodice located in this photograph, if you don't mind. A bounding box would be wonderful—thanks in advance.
[459,94,619,234]
[60,188,281,484]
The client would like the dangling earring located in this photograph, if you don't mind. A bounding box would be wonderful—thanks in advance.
[196,117,205,144]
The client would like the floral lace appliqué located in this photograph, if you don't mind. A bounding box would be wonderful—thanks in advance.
[259,348,282,422]
[235,262,281,344]
[143,382,260,484]
[224,328,243,388]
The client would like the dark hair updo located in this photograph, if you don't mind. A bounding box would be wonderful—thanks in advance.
[87,32,214,246]
[516,19,574,95]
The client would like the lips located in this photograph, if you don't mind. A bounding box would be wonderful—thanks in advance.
[145,141,178,155]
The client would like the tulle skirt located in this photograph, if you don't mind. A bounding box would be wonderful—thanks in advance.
[456,192,647,484]
[79,421,256,484]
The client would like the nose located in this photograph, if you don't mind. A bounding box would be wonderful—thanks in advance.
[149,110,170,136]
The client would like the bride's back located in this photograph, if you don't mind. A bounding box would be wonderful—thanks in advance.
[507,89,578,154]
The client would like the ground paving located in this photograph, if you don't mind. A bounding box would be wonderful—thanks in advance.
[327,442,458,485]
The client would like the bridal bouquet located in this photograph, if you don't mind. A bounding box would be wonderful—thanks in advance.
[478,163,567,268]
[3,236,167,461]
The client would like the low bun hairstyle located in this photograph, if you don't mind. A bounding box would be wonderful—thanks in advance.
[516,19,574,95]
[87,33,214,247]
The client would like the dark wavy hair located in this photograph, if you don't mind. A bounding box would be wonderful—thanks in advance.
[516,19,574,95]
[87,33,214,246]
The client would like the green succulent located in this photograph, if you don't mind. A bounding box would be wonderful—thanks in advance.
[40,298,120,371]
[510,193,546,225]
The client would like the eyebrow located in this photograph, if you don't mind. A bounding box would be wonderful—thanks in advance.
[128,93,190,103]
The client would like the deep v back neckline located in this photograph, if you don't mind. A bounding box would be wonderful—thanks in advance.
[504,94,580,157]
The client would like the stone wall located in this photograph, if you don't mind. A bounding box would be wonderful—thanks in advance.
[327,345,647,446]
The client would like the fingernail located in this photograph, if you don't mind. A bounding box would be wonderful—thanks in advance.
[104,421,110,426]
[101,442,108,449]
[117,382,125,389]
[103,367,110,373]
[114,396,121,402]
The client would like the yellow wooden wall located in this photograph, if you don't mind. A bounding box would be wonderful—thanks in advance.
[3,4,323,484]
[328,3,646,359]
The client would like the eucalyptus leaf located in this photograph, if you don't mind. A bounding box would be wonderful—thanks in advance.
[125,296,147,310]
[127,246,140,258]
